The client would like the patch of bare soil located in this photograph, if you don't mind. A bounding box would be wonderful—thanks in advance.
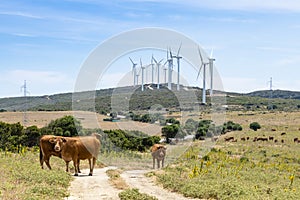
[64,167,198,200]
[121,170,197,200]
[64,167,120,200]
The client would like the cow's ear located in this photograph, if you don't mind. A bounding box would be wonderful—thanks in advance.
[61,137,67,143]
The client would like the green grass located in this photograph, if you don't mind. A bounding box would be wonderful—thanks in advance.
[0,149,72,200]
[118,188,158,200]
[154,130,300,200]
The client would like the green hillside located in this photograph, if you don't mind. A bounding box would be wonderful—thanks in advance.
[0,85,300,113]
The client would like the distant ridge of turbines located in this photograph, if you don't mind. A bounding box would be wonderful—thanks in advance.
[128,45,215,104]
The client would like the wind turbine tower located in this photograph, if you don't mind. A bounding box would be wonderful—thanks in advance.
[150,55,155,84]
[209,53,215,96]
[197,46,209,104]
[167,48,174,90]
[129,57,137,86]
[171,43,182,91]
[152,56,163,89]
[140,58,146,91]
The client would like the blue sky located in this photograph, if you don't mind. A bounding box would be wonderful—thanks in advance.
[0,0,300,98]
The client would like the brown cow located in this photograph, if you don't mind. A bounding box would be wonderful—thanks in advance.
[39,135,62,170]
[50,134,100,176]
[40,135,81,172]
[151,144,166,169]
[224,136,234,142]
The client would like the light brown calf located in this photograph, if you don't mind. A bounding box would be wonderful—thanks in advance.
[150,144,166,169]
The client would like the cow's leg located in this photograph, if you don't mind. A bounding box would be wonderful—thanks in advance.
[88,158,95,176]
[65,161,70,172]
[157,159,160,169]
[162,158,164,168]
[73,158,79,176]
[152,157,155,169]
[44,156,52,170]
[90,157,96,176]
[78,160,81,173]
[39,148,44,169]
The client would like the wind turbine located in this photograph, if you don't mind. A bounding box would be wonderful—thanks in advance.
[208,49,215,96]
[167,48,174,90]
[197,46,209,104]
[129,57,137,86]
[171,43,182,91]
[152,56,163,89]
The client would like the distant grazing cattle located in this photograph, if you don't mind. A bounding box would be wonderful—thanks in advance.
[50,134,101,176]
[241,137,246,141]
[225,137,234,142]
[39,135,62,170]
[253,137,258,142]
[281,132,286,136]
[281,139,284,143]
[257,137,268,142]
[274,139,278,143]
[269,136,274,141]
[294,138,298,143]
[271,129,277,131]
[246,137,250,141]
[150,144,166,169]
[232,139,237,142]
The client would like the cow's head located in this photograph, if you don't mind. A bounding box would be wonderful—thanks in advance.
[49,137,67,152]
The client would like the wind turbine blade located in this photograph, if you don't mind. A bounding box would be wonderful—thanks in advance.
[196,64,203,80]
[210,48,214,58]
[140,58,142,67]
[169,47,173,58]
[158,58,163,64]
[129,57,134,65]
[197,46,204,64]
[152,56,158,64]
[176,42,182,57]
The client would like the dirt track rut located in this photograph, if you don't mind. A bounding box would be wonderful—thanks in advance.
[65,167,197,200]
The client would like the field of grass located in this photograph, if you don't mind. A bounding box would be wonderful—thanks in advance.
[151,111,300,199]
[0,149,72,200]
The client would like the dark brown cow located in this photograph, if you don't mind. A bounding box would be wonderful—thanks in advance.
[50,134,101,176]
[39,135,62,170]
[150,144,166,169]
[224,136,234,142]
[40,135,81,172]
[294,138,299,143]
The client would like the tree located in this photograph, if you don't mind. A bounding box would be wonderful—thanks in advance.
[45,115,82,136]
[250,122,261,131]
[162,124,179,143]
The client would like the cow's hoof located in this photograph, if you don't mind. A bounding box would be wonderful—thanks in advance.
[88,173,93,176]
[78,170,81,173]
[74,174,78,176]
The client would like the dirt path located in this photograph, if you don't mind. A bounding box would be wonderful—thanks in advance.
[121,170,196,200]
[64,167,119,200]
[65,167,197,200]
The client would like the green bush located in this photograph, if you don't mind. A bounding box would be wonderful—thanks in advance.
[249,122,261,131]
[118,188,158,200]
[104,129,160,152]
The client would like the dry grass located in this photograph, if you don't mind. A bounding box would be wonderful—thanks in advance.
[106,169,129,190]
[0,111,162,135]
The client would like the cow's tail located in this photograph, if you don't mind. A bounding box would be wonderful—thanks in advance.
[39,145,43,165]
